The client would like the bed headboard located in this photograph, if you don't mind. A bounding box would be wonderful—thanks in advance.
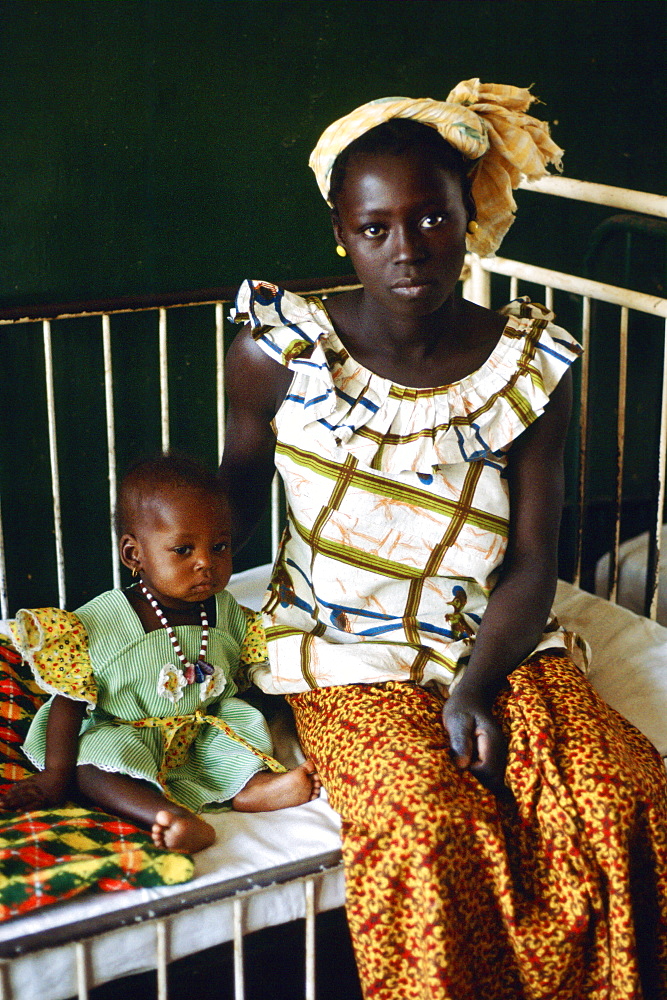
[0,177,665,620]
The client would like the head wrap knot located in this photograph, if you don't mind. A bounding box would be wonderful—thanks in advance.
[309,78,563,257]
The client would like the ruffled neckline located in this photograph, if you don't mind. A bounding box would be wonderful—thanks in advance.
[232,281,582,473]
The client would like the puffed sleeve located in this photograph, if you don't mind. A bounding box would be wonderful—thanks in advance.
[234,606,269,691]
[8,608,97,708]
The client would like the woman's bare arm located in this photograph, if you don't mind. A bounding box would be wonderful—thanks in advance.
[219,325,293,552]
[442,369,573,793]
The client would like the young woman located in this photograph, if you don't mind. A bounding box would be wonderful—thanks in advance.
[220,81,667,998]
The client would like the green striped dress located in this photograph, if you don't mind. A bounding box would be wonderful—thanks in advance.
[20,589,277,812]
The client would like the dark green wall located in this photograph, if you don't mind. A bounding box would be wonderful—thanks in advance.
[0,0,665,610]
[1,0,664,307]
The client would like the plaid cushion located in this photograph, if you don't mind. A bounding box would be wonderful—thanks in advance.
[0,636,193,921]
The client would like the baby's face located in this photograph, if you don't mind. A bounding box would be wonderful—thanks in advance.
[130,488,233,609]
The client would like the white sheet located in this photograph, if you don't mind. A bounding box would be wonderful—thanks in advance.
[0,800,344,999]
[1,571,666,999]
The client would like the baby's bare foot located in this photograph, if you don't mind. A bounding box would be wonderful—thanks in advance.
[151,810,216,853]
[232,759,322,813]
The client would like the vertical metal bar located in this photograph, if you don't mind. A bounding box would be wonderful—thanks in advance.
[156,920,169,1000]
[0,495,8,619]
[574,297,591,588]
[647,317,667,619]
[509,276,519,301]
[102,315,120,588]
[305,878,316,1000]
[233,897,245,1000]
[216,302,226,464]
[469,257,491,308]
[159,308,170,453]
[75,942,89,1000]
[271,476,280,561]
[607,307,629,604]
[544,285,554,312]
[43,320,67,608]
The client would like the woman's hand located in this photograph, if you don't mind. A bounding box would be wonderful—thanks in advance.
[442,686,508,797]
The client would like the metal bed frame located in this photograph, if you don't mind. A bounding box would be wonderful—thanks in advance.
[0,175,665,999]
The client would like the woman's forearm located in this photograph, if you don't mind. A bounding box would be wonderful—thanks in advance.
[455,559,558,702]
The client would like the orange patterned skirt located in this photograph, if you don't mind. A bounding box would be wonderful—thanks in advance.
[288,653,667,1000]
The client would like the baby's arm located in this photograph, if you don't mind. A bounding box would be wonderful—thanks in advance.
[443,370,573,794]
[0,694,86,811]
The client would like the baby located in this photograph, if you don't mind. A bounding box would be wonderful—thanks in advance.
[0,454,320,852]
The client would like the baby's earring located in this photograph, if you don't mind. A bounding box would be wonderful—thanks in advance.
[467,220,479,235]
[335,244,347,257]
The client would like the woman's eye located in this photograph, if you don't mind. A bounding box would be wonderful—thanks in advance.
[361,224,385,239]
[421,215,444,229]
[213,542,228,553]
[173,546,191,556]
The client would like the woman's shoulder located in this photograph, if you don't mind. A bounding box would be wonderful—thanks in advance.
[495,298,582,387]
[231,279,336,368]
[440,298,581,462]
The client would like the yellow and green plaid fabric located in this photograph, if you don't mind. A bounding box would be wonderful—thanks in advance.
[0,638,193,921]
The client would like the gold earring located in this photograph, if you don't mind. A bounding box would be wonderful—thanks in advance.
[336,245,347,257]
[467,220,479,235]
[131,566,139,578]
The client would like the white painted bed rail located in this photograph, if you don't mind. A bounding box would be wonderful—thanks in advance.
[519,175,667,218]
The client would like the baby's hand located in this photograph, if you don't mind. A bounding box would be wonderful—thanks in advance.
[0,770,71,812]
[442,689,509,799]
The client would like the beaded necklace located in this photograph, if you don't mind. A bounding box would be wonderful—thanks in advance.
[139,582,215,685]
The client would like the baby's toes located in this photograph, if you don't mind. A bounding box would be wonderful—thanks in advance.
[151,822,167,848]
[309,778,322,801]
[154,809,175,829]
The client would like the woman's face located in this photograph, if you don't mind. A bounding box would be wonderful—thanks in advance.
[332,147,469,319]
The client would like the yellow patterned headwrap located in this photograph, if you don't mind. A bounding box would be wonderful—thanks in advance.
[309,78,563,257]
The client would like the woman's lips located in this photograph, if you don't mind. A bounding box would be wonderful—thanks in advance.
[391,279,435,298]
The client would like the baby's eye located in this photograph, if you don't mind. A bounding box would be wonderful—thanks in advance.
[213,542,228,553]
[420,214,444,229]
[360,224,385,239]
[173,545,191,556]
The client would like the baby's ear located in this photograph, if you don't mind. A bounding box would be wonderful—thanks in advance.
[119,534,141,573]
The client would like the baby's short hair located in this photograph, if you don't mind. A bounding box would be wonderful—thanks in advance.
[115,453,228,538]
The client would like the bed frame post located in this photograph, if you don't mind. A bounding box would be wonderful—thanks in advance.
[647,317,667,619]
[233,897,245,1000]
[216,301,226,465]
[42,320,67,609]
